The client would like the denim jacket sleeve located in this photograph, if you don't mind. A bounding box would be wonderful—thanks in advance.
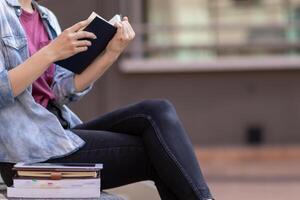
[0,45,15,109]
[52,65,93,106]
[45,8,93,106]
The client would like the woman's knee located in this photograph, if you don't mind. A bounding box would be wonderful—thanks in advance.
[137,99,179,126]
[139,99,175,115]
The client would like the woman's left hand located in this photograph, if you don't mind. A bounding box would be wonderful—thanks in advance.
[105,17,135,56]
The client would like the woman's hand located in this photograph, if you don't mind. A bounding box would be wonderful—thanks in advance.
[44,20,97,62]
[73,17,135,93]
[106,17,135,56]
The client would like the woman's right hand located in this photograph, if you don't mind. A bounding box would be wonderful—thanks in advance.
[44,20,97,62]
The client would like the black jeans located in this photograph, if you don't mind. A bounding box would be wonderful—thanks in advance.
[0,99,213,200]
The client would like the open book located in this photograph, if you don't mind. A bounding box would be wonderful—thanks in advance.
[55,12,122,74]
[84,12,121,30]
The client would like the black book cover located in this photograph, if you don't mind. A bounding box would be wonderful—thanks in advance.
[55,17,117,74]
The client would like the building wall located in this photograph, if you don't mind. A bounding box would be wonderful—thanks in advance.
[41,0,300,146]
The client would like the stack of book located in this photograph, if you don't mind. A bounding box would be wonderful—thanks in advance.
[7,162,103,199]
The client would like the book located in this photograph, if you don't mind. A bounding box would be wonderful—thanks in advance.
[7,162,103,198]
[13,177,100,188]
[13,162,102,179]
[13,162,103,171]
[7,187,101,198]
[16,170,98,178]
[55,12,122,74]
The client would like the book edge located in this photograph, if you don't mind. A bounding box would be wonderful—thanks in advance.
[79,12,120,31]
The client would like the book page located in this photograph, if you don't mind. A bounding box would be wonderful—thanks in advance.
[79,12,121,31]
[109,14,122,25]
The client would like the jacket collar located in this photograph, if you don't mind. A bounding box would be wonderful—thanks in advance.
[5,0,49,19]
[5,0,20,7]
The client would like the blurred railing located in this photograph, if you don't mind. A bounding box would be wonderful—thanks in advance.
[128,23,300,55]
[120,0,300,72]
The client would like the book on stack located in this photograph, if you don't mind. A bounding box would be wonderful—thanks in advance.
[7,162,103,198]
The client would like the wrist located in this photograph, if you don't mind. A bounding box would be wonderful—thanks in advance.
[39,45,58,63]
[104,50,121,61]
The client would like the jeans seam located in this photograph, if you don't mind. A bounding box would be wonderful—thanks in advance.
[107,113,205,199]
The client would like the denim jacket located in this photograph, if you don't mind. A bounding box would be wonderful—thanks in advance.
[0,0,93,163]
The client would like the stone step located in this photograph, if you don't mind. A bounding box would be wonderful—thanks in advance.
[195,145,300,162]
[195,146,300,179]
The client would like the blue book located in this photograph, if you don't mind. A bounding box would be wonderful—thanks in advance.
[55,12,121,74]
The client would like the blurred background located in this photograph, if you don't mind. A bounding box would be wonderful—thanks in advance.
[38,0,300,199]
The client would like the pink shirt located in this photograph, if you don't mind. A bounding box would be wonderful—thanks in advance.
[20,9,55,107]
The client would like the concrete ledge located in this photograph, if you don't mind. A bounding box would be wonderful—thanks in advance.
[120,55,300,73]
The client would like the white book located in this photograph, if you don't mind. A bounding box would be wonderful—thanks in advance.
[13,178,100,188]
[14,162,103,171]
[7,187,101,198]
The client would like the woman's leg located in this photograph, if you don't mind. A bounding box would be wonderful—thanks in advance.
[0,129,178,199]
[44,129,179,200]
[73,99,213,200]
[0,99,213,199]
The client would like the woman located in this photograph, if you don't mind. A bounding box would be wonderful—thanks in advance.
[0,0,214,199]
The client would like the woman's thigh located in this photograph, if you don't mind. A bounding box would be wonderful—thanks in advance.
[43,129,153,189]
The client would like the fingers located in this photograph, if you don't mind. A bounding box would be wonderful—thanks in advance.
[123,21,135,39]
[115,21,123,29]
[121,22,129,39]
[68,20,90,32]
[75,46,89,54]
[118,18,135,40]
[127,23,135,37]
[74,31,97,40]
[75,40,92,47]
[70,40,90,55]
[115,22,123,37]
[114,16,135,41]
